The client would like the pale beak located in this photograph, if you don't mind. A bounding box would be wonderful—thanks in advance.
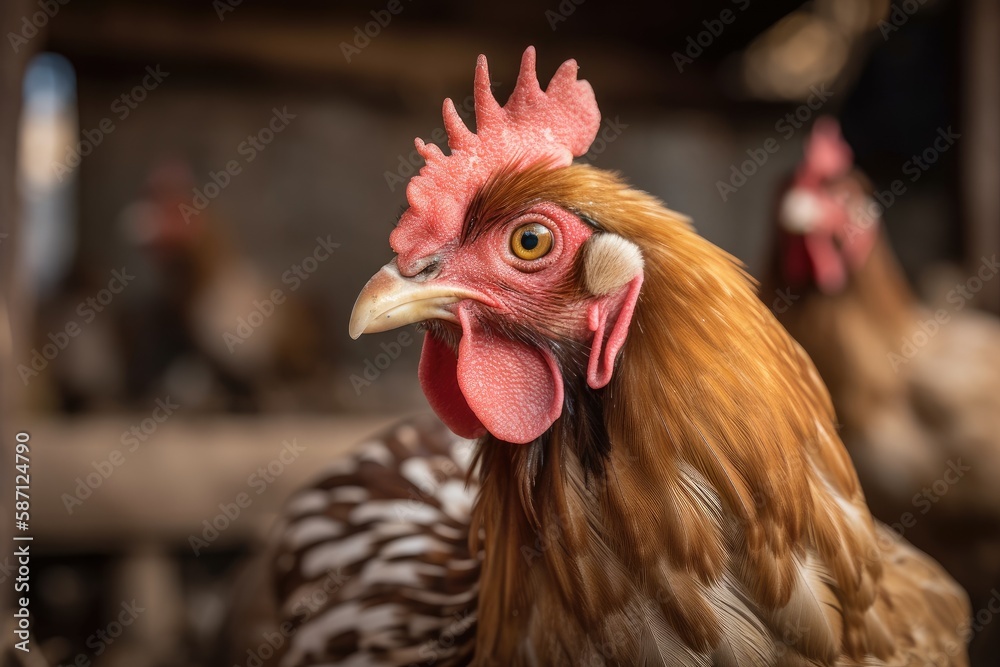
[349,260,478,339]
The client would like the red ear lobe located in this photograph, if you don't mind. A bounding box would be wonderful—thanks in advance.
[586,275,643,389]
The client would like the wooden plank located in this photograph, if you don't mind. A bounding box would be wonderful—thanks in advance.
[24,414,413,552]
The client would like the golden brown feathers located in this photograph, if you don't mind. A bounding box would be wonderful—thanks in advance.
[467,163,969,665]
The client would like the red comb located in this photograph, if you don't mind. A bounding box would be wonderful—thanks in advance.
[796,116,853,187]
[390,46,601,269]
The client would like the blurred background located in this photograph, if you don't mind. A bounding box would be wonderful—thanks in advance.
[0,0,996,665]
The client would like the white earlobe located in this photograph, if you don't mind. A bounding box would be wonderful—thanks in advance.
[582,233,644,296]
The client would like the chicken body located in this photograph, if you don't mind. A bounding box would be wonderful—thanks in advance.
[259,53,970,666]
[765,118,1000,664]
[266,415,479,666]
[264,410,968,666]
[768,197,1000,666]
[769,237,1000,540]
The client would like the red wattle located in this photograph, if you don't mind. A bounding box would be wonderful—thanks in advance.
[782,233,814,288]
[455,309,563,445]
[804,233,847,294]
[419,333,485,440]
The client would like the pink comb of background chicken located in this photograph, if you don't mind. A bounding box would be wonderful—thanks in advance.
[796,116,853,188]
[389,46,601,271]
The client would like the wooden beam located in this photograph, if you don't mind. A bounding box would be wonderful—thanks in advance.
[26,414,409,552]
[44,5,708,107]
[962,0,1000,313]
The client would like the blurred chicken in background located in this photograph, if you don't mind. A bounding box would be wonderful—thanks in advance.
[26,261,127,413]
[119,158,327,412]
[763,117,1000,661]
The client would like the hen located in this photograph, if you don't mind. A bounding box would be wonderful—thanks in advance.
[266,49,970,666]
[121,159,323,411]
[764,117,1000,663]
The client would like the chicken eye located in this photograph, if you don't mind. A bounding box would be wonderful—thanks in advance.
[510,223,553,261]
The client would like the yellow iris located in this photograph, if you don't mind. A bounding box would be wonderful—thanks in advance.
[510,222,553,260]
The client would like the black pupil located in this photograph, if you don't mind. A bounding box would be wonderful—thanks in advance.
[521,230,539,250]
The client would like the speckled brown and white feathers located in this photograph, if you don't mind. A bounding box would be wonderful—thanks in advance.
[268,415,480,666]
